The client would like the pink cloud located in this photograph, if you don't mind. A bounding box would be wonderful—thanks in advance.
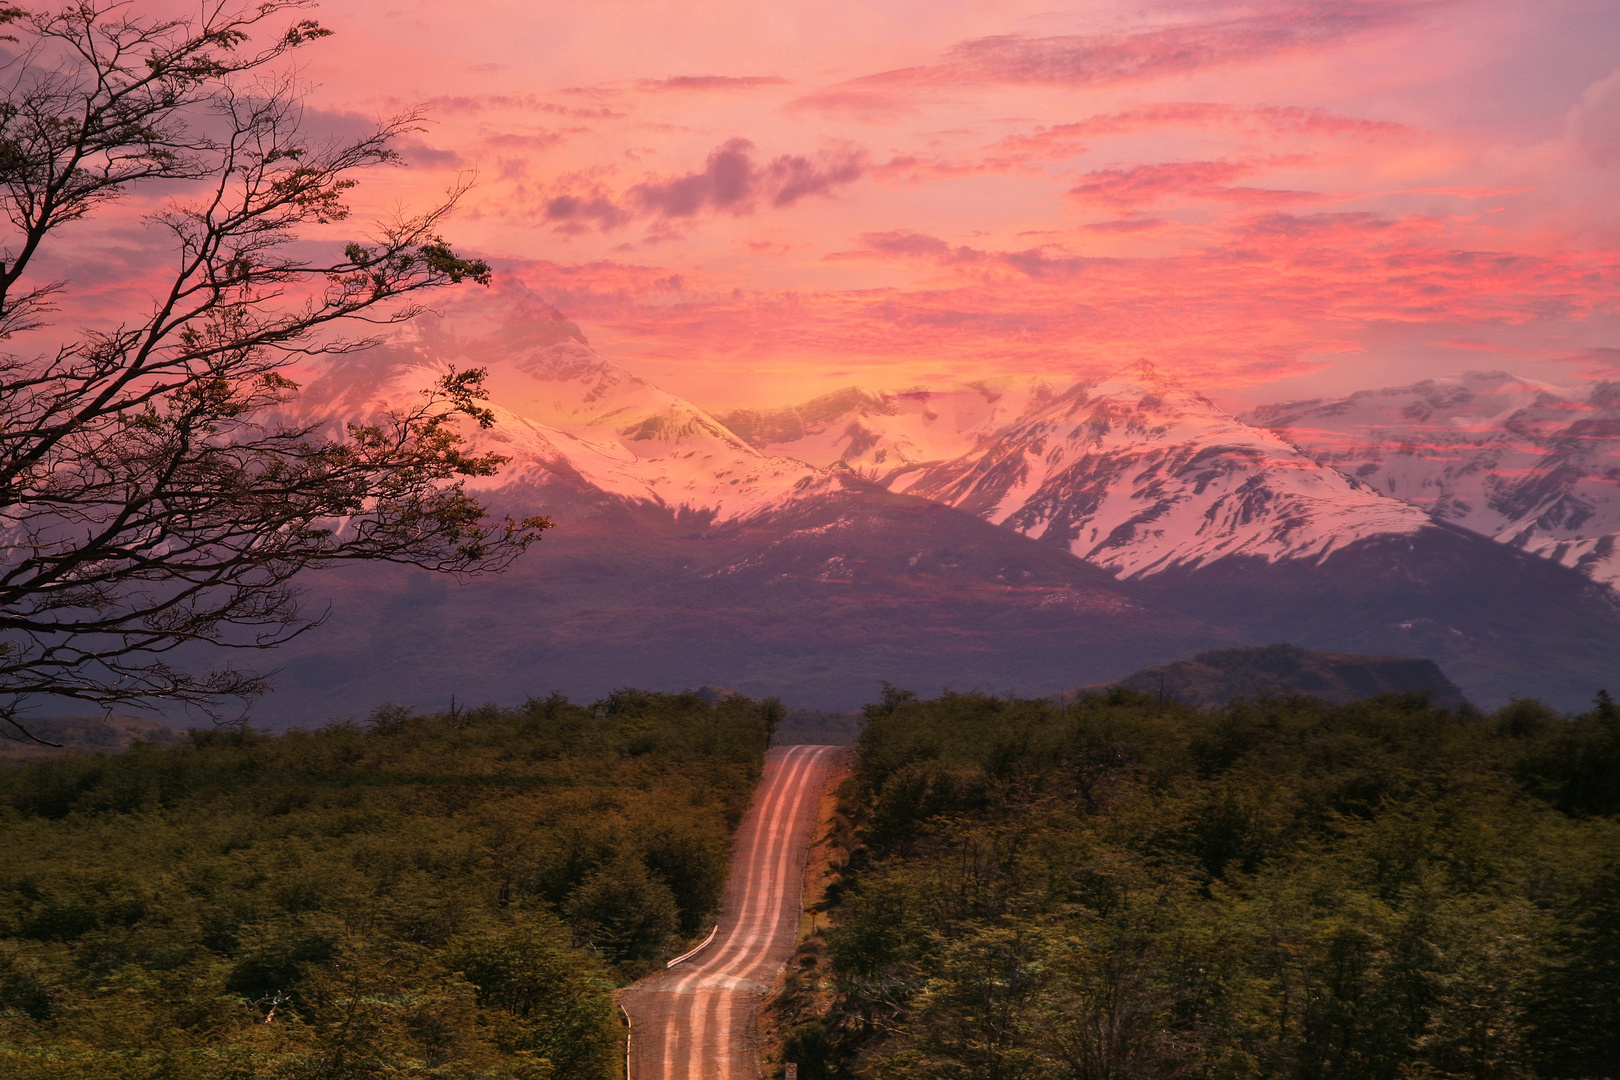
[793,2,1423,114]
[1070,160,1250,204]
[1572,69,1620,166]
[636,75,789,92]
[419,94,624,119]
[994,103,1411,162]
[1564,347,1620,378]
[485,203,1620,397]
[944,3,1414,84]
[1067,160,1324,207]
[1433,337,1510,351]
[1085,217,1169,233]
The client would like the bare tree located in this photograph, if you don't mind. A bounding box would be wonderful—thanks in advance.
[0,1,550,736]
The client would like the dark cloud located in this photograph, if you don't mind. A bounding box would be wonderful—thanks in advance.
[1000,249,1096,277]
[545,139,866,229]
[486,132,571,150]
[1238,211,1392,238]
[398,141,463,168]
[764,146,866,206]
[633,138,758,216]
[544,194,632,230]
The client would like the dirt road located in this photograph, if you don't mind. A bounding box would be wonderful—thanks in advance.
[621,743,840,1079]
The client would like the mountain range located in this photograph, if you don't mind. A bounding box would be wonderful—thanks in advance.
[241,301,1620,723]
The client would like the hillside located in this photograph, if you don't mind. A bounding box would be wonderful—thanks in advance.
[0,714,183,766]
[1128,524,1620,711]
[1080,643,1468,709]
[252,479,1237,725]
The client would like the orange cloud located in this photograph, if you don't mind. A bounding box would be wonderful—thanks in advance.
[484,203,1620,403]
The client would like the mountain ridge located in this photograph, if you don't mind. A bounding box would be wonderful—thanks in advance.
[244,307,1620,717]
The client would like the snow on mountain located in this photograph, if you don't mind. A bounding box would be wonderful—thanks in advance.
[1250,372,1620,590]
[291,303,832,521]
[883,363,1434,577]
[720,378,1059,478]
[295,303,1611,594]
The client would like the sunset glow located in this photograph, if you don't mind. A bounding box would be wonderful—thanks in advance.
[54,1,1620,408]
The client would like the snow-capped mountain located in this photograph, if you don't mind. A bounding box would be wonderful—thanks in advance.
[721,365,1434,578]
[720,378,1058,479]
[1250,372,1620,590]
[261,308,1620,714]
[883,364,1434,576]
[293,302,832,521]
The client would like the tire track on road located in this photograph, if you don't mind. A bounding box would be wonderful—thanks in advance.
[621,744,840,1079]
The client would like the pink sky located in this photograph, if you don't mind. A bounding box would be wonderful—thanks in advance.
[55,1,1620,408]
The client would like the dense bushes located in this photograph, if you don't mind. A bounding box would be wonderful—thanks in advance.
[0,690,775,1079]
[795,688,1620,1080]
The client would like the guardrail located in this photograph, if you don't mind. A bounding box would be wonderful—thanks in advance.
[620,1004,632,1080]
[665,923,719,968]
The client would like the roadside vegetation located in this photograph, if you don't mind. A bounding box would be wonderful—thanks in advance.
[781,687,1620,1080]
[0,691,779,1079]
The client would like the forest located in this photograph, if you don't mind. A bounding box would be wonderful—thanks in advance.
[4,684,1618,1079]
[0,691,779,1079]
[780,687,1620,1080]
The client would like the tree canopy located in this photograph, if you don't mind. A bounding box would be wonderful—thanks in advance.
[0,1,548,735]
[777,688,1620,1080]
[0,688,777,1077]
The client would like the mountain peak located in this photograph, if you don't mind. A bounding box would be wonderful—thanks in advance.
[721,377,1059,479]
[891,362,1432,576]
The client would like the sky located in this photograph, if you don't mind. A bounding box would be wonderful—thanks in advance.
[56,0,1620,409]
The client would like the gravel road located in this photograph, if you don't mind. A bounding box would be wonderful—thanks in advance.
[621,743,840,1079]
